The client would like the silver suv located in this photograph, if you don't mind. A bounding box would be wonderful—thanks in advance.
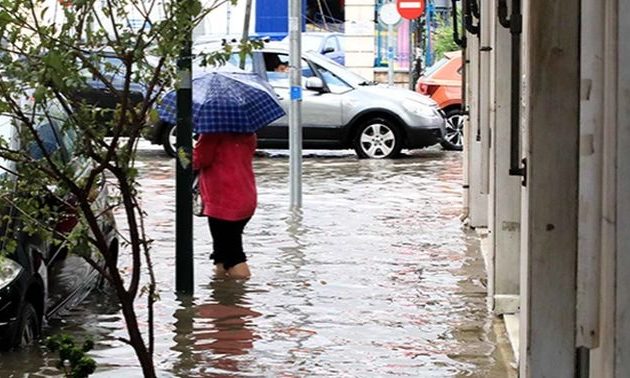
[152,45,447,159]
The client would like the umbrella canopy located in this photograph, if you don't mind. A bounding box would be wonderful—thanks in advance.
[157,71,285,134]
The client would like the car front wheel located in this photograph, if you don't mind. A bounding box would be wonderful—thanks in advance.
[353,118,402,159]
[162,123,177,158]
[440,108,465,151]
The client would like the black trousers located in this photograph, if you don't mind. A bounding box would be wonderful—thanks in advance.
[208,217,251,269]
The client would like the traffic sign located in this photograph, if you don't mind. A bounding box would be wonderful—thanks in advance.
[396,0,425,20]
[378,3,402,26]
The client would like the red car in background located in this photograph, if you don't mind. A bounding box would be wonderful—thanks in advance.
[416,51,463,151]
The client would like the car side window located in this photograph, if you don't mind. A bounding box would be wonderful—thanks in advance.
[262,53,314,88]
[313,64,351,94]
[324,37,338,53]
[228,53,254,72]
[29,122,64,161]
[101,56,125,77]
[29,103,75,163]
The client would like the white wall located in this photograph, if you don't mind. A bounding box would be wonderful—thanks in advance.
[195,0,255,40]
[344,0,375,80]
[519,0,580,375]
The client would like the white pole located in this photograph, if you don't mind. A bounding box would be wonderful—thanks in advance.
[289,0,303,208]
[388,22,395,86]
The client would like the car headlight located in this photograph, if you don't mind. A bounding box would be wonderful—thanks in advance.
[0,257,23,290]
[402,99,436,118]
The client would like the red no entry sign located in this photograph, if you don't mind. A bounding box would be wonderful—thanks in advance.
[396,0,425,19]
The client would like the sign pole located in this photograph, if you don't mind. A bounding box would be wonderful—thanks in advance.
[378,2,402,87]
[388,21,395,86]
[175,0,194,294]
[289,0,303,209]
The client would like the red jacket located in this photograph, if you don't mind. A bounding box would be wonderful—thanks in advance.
[192,133,257,221]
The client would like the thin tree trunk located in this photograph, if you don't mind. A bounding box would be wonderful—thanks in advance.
[120,294,156,378]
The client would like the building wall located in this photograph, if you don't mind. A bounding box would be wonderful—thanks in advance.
[344,0,375,80]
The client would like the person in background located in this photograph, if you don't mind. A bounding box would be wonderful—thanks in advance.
[193,132,257,279]
[274,62,289,73]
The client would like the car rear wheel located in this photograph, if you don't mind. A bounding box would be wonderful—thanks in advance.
[353,118,402,159]
[16,302,39,348]
[162,123,177,158]
[440,108,465,151]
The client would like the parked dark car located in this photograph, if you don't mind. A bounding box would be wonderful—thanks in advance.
[149,45,446,159]
[0,103,118,349]
[63,50,158,135]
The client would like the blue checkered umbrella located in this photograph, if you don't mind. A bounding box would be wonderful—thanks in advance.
[157,71,285,133]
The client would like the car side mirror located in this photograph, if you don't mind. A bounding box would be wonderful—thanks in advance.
[322,47,335,54]
[305,77,325,92]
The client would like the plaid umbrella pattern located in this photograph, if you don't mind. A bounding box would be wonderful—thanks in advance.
[157,71,285,134]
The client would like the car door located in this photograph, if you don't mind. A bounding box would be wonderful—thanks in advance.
[256,52,345,148]
[28,115,99,318]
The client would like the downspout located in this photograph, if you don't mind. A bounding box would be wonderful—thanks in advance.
[451,0,471,221]
[464,0,481,142]
[497,0,524,180]
[451,0,465,47]
[460,0,480,221]
[464,0,480,36]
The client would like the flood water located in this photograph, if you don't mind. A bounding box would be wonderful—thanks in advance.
[0,144,515,377]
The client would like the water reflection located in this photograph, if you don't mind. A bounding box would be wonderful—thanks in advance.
[172,280,261,377]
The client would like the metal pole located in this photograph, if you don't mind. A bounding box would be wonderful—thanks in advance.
[226,2,231,35]
[175,0,194,294]
[387,21,394,86]
[288,0,303,208]
[239,0,253,69]
[425,1,433,67]
[408,20,414,90]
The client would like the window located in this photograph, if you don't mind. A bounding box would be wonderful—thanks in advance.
[323,37,338,53]
[262,53,314,87]
[228,53,254,72]
[28,102,73,162]
[313,64,351,94]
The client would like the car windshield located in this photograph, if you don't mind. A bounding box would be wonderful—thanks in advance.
[305,52,373,87]
[423,57,450,77]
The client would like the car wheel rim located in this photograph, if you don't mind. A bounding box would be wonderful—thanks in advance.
[169,125,177,154]
[360,123,396,158]
[445,113,464,147]
[21,320,35,346]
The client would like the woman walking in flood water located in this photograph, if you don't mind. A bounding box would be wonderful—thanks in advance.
[193,132,258,279]
[157,70,284,279]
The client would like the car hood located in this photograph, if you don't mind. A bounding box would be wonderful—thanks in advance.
[356,85,438,107]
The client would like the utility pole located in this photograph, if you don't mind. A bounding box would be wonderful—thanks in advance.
[239,0,253,69]
[388,21,395,86]
[288,0,303,208]
[175,0,194,294]
[408,20,414,90]
[425,0,433,67]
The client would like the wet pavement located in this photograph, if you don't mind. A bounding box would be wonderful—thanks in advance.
[0,143,515,377]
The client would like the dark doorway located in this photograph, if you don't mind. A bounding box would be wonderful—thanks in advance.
[306,0,344,30]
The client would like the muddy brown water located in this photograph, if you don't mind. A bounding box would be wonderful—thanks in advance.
[0,144,515,377]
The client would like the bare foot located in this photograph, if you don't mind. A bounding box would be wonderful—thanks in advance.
[214,264,227,278]
[226,262,251,279]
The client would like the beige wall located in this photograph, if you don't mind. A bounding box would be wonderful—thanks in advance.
[344,0,375,80]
